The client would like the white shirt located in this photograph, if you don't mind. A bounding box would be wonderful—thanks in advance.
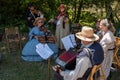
[60,42,93,80]
[100,30,115,53]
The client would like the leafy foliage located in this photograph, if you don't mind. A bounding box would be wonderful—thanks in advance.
[0,0,119,32]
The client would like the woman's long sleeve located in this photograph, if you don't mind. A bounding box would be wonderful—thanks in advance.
[29,29,34,40]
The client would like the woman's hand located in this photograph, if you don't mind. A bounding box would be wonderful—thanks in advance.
[34,36,38,39]
[43,29,47,33]
[104,53,107,58]
[48,18,54,23]
[64,18,69,23]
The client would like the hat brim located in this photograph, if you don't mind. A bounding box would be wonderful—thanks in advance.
[75,32,99,42]
[33,17,46,26]
[37,17,46,21]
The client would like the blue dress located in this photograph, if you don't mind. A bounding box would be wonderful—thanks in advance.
[22,27,58,61]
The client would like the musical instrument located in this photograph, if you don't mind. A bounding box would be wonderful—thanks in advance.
[37,36,46,43]
[38,20,57,43]
[55,48,78,70]
[38,35,56,43]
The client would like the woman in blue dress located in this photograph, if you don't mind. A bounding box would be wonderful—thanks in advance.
[22,17,58,61]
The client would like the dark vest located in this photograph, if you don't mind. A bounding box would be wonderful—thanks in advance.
[80,42,104,80]
[88,42,104,66]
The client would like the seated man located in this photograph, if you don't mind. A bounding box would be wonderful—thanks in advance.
[52,26,104,80]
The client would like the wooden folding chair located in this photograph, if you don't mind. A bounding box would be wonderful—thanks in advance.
[112,37,120,68]
[47,58,50,80]
[88,64,106,80]
[5,27,21,52]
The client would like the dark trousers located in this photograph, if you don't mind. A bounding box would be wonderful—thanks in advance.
[53,71,63,80]
[53,68,92,80]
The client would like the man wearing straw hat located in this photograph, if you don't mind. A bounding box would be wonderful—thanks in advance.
[52,26,104,80]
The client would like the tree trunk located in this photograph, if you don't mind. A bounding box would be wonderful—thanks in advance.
[114,1,120,22]
[73,1,77,21]
[75,0,83,23]
[105,1,114,23]
[100,2,103,17]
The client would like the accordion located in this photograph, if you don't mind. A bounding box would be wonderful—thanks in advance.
[37,36,56,43]
[55,48,78,70]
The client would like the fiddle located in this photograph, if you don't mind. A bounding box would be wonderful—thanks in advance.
[39,25,52,36]
[39,25,47,33]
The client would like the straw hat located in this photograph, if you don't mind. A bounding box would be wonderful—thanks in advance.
[33,17,46,26]
[75,26,99,42]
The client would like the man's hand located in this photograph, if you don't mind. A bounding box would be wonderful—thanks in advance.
[52,65,62,73]
[27,17,31,20]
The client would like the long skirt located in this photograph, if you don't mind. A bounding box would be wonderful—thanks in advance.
[22,39,58,61]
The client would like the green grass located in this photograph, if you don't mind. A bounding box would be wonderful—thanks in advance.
[0,35,55,80]
[0,51,55,80]
[0,41,120,80]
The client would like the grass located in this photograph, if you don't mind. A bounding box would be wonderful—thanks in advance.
[0,39,120,80]
[0,39,55,80]
[0,51,55,80]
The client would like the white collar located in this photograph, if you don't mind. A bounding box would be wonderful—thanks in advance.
[81,42,94,48]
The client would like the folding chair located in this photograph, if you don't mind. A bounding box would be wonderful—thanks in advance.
[48,58,50,80]
[88,64,106,80]
[112,37,120,68]
[5,27,21,52]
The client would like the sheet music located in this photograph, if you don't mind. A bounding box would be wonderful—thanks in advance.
[36,43,54,60]
[61,34,77,51]
[69,34,77,47]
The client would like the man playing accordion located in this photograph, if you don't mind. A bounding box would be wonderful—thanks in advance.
[52,26,104,80]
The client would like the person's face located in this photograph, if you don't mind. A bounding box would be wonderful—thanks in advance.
[99,23,108,32]
[60,8,65,12]
[37,20,43,27]
[81,40,92,45]
[29,6,35,12]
